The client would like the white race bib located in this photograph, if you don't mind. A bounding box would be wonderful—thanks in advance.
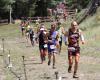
[32,38,35,41]
[50,45,55,49]
[59,38,61,41]
[44,44,47,48]
[68,47,75,51]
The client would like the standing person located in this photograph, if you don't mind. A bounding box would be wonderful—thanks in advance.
[65,21,85,78]
[56,21,65,53]
[38,24,48,64]
[48,24,58,69]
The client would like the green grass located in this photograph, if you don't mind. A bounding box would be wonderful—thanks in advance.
[80,8,100,57]
[0,24,20,38]
[79,8,100,30]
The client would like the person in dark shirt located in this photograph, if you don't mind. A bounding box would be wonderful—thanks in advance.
[20,21,25,36]
[29,27,35,46]
[38,25,48,64]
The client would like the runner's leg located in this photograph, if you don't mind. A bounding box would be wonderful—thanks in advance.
[68,52,73,73]
[53,53,56,69]
[73,53,80,78]
[59,37,62,53]
[48,53,51,65]
[43,49,47,61]
[40,49,44,63]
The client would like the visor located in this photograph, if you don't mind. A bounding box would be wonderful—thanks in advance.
[40,28,45,31]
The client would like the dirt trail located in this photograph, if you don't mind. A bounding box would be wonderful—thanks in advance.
[0,37,100,80]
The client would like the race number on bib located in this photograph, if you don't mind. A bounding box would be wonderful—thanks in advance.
[50,45,55,49]
[44,44,47,48]
[68,47,75,52]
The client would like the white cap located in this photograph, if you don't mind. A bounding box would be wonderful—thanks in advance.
[40,28,45,31]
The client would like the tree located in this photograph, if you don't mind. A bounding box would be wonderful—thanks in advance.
[34,0,64,17]
[0,0,15,19]
[66,0,90,8]
[28,0,37,17]
[0,0,91,19]
[13,0,37,18]
[35,0,47,16]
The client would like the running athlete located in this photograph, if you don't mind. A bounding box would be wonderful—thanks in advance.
[65,21,85,78]
[48,24,58,69]
[56,21,65,53]
[20,21,25,36]
[38,25,48,64]
[25,22,31,43]
[35,19,40,43]
[29,27,35,46]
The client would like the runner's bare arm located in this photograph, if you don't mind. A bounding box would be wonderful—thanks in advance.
[55,32,59,41]
[62,27,65,34]
[79,29,85,44]
[64,31,68,45]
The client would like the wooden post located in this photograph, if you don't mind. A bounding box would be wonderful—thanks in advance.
[8,50,11,64]
[55,71,59,80]
[2,38,5,53]
[22,56,28,80]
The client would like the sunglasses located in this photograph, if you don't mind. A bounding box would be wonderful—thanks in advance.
[73,24,77,26]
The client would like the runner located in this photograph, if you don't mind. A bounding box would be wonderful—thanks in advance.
[65,21,85,78]
[25,21,31,43]
[29,27,35,46]
[35,18,40,43]
[38,24,48,64]
[20,21,25,36]
[48,23,58,69]
[56,21,65,53]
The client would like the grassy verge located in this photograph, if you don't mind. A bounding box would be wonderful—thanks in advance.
[80,8,100,57]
